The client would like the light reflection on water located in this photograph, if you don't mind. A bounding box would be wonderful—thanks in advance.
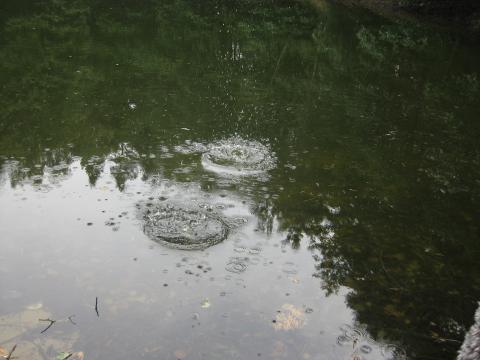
[0,154,393,360]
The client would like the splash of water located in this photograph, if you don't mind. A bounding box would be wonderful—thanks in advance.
[201,136,276,176]
[142,203,228,250]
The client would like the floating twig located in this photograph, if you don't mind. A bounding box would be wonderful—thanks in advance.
[6,344,17,360]
[39,318,56,334]
[67,315,77,325]
[95,297,99,317]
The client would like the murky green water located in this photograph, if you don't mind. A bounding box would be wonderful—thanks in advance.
[1,1,480,359]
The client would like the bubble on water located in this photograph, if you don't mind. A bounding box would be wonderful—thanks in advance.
[337,334,351,346]
[225,257,249,273]
[142,203,228,250]
[248,247,261,255]
[202,136,276,176]
[360,345,373,354]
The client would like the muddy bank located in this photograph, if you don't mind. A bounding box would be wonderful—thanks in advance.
[324,0,480,32]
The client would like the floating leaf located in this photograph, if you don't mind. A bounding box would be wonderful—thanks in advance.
[200,299,210,308]
[56,351,83,360]
[56,352,72,360]
[273,304,305,331]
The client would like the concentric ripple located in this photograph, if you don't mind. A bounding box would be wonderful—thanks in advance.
[143,203,228,250]
[202,136,276,176]
[225,257,249,273]
[336,324,406,360]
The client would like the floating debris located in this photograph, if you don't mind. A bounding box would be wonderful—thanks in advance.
[200,299,211,308]
[56,352,72,360]
[0,307,80,358]
[56,352,85,360]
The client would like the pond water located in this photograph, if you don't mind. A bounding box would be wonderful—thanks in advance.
[1,1,480,359]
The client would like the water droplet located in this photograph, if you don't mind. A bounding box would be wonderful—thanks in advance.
[360,344,372,354]
[128,101,137,110]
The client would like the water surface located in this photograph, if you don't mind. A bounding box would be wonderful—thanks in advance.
[1,1,480,359]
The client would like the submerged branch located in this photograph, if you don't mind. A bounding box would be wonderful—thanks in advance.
[5,344,17,360]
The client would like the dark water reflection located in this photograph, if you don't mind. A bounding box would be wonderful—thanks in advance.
[1,1,480,359]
